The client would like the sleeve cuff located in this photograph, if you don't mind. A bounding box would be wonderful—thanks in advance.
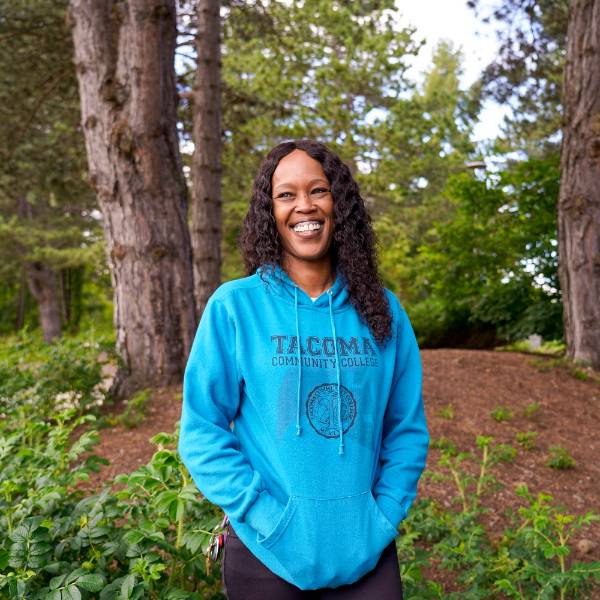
[375,494,410,530]
[244,490,286,539]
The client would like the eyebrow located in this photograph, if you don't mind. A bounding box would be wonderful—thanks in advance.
[272,178,329,193]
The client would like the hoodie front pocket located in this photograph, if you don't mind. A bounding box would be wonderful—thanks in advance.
[256,490,398,589]
[256,494,297,547]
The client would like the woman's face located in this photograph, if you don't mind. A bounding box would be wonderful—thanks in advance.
[271,149,334,266]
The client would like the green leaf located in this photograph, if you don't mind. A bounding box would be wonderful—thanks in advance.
[73,574,105,592]
[62,584,82,600]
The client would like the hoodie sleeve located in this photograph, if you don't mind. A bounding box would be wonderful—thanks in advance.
[178,294,286,540]
[373,300,430,530]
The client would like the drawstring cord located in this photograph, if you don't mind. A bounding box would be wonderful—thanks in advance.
[293,282,344,456]
[328,290,344,455]
[294,286,302,436]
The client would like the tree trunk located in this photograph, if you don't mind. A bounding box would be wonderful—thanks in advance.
[16,268,26,330]
[68,0,197,399]
[191,0,222,316]
[25,261,63,343]
[17,195,63,342]
[558,0,600,370]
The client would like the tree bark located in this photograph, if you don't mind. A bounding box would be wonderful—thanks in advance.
[16,269,26,330]
[68,0,197,399]
[17,195,63,342]
[558,0,600,370]
[191,0,222,316]
[25,261,63,343]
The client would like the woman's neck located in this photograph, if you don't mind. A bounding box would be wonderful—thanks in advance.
[281,255,335,298]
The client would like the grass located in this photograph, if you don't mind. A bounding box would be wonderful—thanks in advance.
[495,338,566,356]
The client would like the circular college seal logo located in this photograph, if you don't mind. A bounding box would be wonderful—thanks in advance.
[306,383,357,438]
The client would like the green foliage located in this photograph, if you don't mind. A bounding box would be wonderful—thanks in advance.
[491,405,514,423]
[0,0,104,336]
[2,333,600,598]
[528,356,600,386]
[401,438,600,599]
[468,0,567,154]
[108,389,152,429]
[496,338,565,356]
[436,435,510,514]
[515,431,538,450]
[495,484,600,599]
[571,368,589,382]
[412,153,562,347]
[0,405,225,598]
[546,446,576,470]
[430,437,458,454]
[523,402,541,418]
[0,327,112,419]
[438,404,455,420]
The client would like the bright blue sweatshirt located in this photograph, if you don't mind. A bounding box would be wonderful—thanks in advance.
[178,263,429,590]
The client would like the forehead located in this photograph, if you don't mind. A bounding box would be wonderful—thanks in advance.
[272,149,328,188]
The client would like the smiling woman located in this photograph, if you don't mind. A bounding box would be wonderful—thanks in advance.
[178,139,429,599]
[270,149,335,291]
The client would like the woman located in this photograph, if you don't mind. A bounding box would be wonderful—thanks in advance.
[178,139,430,599]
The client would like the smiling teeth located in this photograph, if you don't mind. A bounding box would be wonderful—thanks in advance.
[293,222,322,232]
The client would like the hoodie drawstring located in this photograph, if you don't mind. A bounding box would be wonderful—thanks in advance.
[292,283,345,456]
[294,286,303,436]
[328,290,344,455]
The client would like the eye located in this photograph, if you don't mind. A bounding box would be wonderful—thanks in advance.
[274,191,294,200]
[311,187,330,196]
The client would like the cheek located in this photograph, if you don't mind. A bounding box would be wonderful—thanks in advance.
[272,207,289,235]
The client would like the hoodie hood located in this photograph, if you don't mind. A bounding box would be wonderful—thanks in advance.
[256,262,350,310]
[257,262,350,455]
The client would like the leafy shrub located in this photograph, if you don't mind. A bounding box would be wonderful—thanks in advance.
[430,436,457,454]
[516,430,538,450]
[490,405,513,422]
[546,445,576,470]
[0,368,225,600]
[402,437,600,599]
[523,401,541,418]
[107,388,152,429]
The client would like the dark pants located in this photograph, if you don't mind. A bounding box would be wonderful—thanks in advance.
[221,523,404,599]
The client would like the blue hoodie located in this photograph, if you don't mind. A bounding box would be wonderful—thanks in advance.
[178,263,429,590]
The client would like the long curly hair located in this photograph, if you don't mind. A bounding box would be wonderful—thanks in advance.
[239,139,393,346]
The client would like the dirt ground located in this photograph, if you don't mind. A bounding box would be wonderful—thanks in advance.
[80,349,600,574]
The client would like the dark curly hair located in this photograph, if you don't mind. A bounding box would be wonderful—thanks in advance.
[239,139,393,347]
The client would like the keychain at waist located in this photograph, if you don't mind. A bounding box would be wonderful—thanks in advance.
[207,513,229,569]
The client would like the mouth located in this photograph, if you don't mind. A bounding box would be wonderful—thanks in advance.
[289,220,325,239]
[290,220,324,233]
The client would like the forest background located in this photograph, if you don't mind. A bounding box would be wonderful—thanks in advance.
[0,0,568,353]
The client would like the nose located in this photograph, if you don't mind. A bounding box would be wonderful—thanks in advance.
[295,191,316,211]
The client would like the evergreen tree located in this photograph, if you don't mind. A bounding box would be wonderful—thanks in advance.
[0,0,104,339]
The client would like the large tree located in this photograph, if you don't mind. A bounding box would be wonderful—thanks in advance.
[557,0,600,369]
[190,0,222,316]
[68,0,196,399]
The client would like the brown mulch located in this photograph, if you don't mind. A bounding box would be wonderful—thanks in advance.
[421,349,600,567]
[79,349,600,564]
